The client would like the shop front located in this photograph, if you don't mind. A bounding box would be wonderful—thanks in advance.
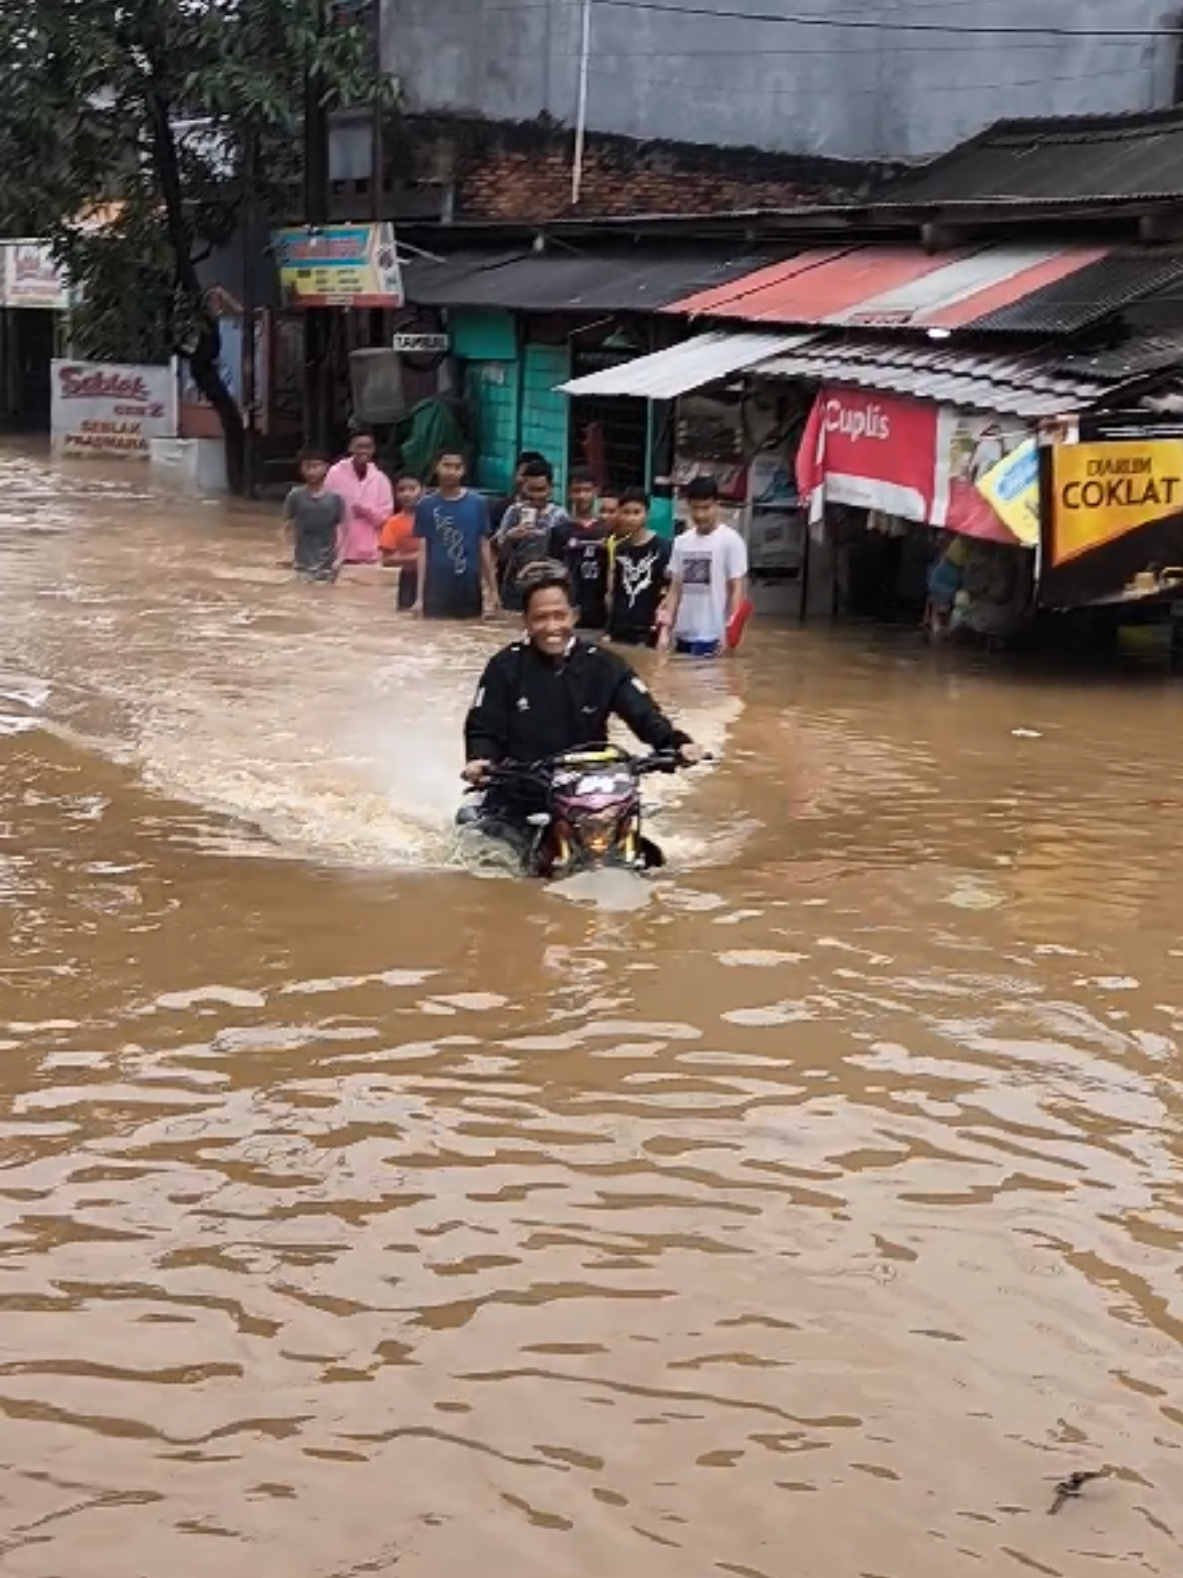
[398,243,785,519]
[0,240,73,433]
[557,328,816,567]
[792,384,1036,636]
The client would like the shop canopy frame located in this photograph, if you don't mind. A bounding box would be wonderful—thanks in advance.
[556,329,819,400]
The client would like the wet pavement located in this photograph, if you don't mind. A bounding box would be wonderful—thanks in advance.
[3,443,1183,1576]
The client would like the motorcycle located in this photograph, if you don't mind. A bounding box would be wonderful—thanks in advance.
[457,744,685,878]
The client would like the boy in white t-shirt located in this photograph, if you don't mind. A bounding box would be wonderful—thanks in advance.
[660,477,749,655]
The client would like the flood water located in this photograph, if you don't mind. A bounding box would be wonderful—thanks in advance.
[4,444,1183,1576]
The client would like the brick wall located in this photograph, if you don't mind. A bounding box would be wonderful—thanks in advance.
[394,114,884,222]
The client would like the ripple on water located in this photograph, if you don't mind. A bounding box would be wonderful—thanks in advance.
[2,454,1183,1576]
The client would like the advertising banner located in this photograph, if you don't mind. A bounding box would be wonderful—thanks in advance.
[1042,437,1183,607]
[797,388,938,522]
[272,223,403,308]
[796,388,1031,545]
[51,359,177,459]
[975,438,1041,547]
[0,240,72,311]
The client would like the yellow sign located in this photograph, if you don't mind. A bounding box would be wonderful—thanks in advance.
[1051,440,1183,565]
[272,223,403,309]
[975,438,1040,547]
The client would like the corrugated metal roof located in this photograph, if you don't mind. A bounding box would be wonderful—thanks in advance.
[557,330,818,399]
[882,109,1183,207]
[970,249,1183,334]
[749,338,1118,418]
[667,244,1107,331]
[402,248,786,313]
[1056,328,1183,383]
[398,250,529,306]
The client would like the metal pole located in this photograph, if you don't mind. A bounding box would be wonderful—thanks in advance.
[571,0,592,206]
[798,514,811,622]
[303,0,331,449]
[241,118,259,499]
[370,0,384,222]
[369,0,386,352]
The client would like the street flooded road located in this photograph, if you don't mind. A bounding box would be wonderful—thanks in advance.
[4,444,1183,1577]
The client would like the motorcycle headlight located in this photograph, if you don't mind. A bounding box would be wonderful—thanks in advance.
[575,810,619,852]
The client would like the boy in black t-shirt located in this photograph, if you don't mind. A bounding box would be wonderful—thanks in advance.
[606,488,671,647]
[551,466,613,630]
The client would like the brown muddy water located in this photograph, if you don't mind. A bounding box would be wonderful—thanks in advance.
[2,444,1183,1577]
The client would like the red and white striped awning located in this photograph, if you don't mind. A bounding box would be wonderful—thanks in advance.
[667,244,1109,332]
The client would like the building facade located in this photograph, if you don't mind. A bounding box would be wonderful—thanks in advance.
[380,0,1179,163]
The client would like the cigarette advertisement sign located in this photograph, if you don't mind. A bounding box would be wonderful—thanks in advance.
[51,359,177,460]
[272,223,404,308]
[1043,438,1183,607]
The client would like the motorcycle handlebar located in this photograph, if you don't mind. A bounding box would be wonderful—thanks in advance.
[463,748,711,787]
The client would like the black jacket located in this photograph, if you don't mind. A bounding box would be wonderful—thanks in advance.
[465,639,692,764]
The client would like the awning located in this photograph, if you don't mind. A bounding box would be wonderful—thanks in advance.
[750,328,1183,418]
[557,330,818,399]
[750,337,1116,418]
[667,244,1111,332]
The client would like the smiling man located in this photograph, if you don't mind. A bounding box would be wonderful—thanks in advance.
[463,568,700,796]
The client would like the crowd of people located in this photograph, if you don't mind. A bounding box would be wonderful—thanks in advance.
[282,435,751,656]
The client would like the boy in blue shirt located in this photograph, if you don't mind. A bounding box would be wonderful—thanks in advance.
[412,451,500,620]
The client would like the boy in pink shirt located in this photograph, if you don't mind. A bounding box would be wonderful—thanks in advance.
[326,430,394,564]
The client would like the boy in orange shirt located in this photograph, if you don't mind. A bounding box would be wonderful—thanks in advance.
[379,476,426,610]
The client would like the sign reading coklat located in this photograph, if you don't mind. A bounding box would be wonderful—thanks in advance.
[272,223,404,308]
[1041,436,1183,608]
[1051,440,1183,564]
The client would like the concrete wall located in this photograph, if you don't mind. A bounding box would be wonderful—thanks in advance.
[382,0,1178,161]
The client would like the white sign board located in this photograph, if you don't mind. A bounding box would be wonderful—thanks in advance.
[0,240,72,311]
[391,331,449,354]
[51,359,177,460]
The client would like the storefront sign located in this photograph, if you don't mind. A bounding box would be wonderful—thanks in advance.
[797,387,1031,544]
[1051,441,1183,562]
[51,358,177,459]
[797,388,937,521]
[391,331,449,353]
[1039,437,1183,607]
[0,240,72,311]
[976,438,1040,547]
[272,223,403,308]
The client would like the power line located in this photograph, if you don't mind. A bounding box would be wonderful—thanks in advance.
[586,64,1137,98]
[592,0,1183,40]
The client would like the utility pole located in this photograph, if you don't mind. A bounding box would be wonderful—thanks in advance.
[370,0,384,223]
[369,0,385,349]
[302,0,331,449]
[571,0,593,206]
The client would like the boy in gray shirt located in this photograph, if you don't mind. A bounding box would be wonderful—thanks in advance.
[283,450,345,581]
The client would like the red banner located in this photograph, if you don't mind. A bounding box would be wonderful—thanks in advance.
[798,387,938,521]
[796,387,1025,544]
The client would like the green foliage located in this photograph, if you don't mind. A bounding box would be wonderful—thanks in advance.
[0,0,395,367]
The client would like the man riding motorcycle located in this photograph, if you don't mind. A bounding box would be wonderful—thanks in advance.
[463,567,703,839]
